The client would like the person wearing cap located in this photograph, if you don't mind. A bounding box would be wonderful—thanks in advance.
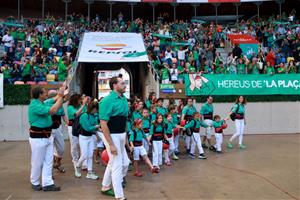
[99,76,129,200]
[44,90,68,173]
[28,85,66,192]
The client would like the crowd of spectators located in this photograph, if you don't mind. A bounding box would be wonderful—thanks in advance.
[0,10,299,85]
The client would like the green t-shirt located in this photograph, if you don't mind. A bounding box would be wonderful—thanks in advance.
[200,102,214,115]
[177,65,185,79]
[142,117,151,130]
[58,62,67,81]
[266,66,275,74]
[182,105,196,117]
[184,119,208,130]
[10,31,17,40]
[248,63,260,74]
[17,31,26,41]
[42,38,51,49]
[156,106,168,116]
[231,103,245,114]
[44,98,65,116]
[236,63,246,74]
[288,66,297,74]
[28,99,52,128]
[22,63,31,77]
[2,68,12,79]
[132,111,143,121]
[150,124,165,136]
[277,67,286,74]
[99,91,129,121]
[67,105,79,120]
[172,113,179,125]
[79,113,98,132]
[188,65,197,73]
[161,68,170,80]
[212,119,225,128]
[129,128,146,142]
[165,120,176,135]
[215,66,226,74]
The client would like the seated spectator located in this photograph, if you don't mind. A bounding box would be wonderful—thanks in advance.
[265,61,275,74]
[215,61,226,74]
[9,63,22,83]
[236,57,246,74]
[1,64,12,84]
[21,59,32,82]
[276,62,286,74]
[33,63,48,82]
[287,60,297,74]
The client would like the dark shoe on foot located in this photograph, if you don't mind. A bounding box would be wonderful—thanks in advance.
[216,151,223,154]
[31,184,42,191]
[189,153,196,159]
[42,184,61,192]
[202,144,208,149]
[209,146,216,152]
[198,154,207,159]
[122,178,126,188]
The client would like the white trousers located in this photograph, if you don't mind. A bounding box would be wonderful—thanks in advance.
[101,132,128,199]
[52,125,65,158]
[229,119,245,145]
[68,126,80,165]
[152,140,163,167]
[174,134,179,152]
[204,119,213,139]
[214,133,223,151]
[76,135,94,172]
[29,136,54,187]
[164,137,175,163]
[143,133,150,153]
[190,132,204,155]
[185,135,191,150]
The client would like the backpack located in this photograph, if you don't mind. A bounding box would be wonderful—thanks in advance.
[230,104,240,121]
[72,113,89,137]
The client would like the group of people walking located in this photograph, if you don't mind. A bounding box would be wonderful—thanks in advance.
[27,76,247,200]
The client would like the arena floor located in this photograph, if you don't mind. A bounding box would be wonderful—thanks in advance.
[0,134,299,200]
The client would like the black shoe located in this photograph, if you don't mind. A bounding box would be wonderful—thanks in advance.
[31,184,42,191]
[209,146,216,151]
[202,144,208,149]
[174,151,180,156]
[42,184,61,192]
[216,151,223,154]
[186,149,190,154]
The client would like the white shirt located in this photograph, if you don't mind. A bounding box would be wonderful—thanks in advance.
[2,34,14,47]
[48,47,57,55]
[177,49,188,60]
[165,51,173,60]
[169,68,178,81]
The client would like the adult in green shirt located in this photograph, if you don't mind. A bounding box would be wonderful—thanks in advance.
[247,59,260,74]
[44,90,68,173]
[200,96,215,150]
[226,96,247,149]
[236,58,246,74]
[265,61,275,74]
[99,76,129,200]
[67,94,88,167]
[58,59,68,82]
[75,101,100,180]
[181,98,197,153]
[28,85,66,192]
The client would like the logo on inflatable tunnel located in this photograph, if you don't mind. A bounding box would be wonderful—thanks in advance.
[96,43,127,51]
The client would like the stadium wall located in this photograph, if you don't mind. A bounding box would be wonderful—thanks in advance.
[0,102,299,141]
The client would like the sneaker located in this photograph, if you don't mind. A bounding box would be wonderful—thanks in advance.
[42,184,61,192]
[239,144,246,149]
[209,146,216,151]
[151,166,159,173]
[134,171,143,177]
[86,172,99,180]
[172,154,179,160]
[202,144,208,149]
[101,188,115,197]
[165,162,172,166]
[74,167,81,178]
[31,184,42,191]
[227,142,233,149]
[198,154,207,159]
[189,153,196,159]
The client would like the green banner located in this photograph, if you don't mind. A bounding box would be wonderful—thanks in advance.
[184,74,300,96]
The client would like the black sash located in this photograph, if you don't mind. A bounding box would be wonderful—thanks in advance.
[108,116,127,133]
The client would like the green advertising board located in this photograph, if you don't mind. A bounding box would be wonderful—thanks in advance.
[185,74,300,96]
